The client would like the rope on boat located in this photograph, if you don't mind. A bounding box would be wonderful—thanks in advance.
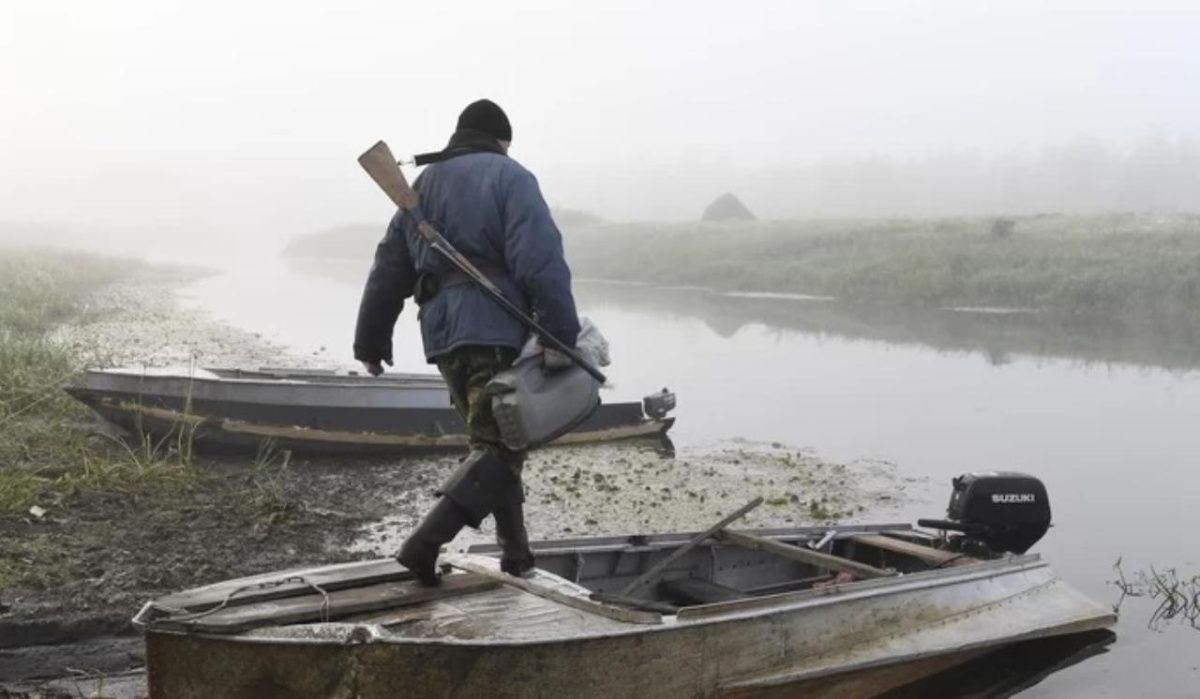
[133,575,332,628]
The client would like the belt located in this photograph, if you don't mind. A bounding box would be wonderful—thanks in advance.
[415,262,506,306]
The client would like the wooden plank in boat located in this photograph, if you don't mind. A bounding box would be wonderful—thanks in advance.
[445,555,662,625]
[153,558,414,613]
[158,573,498,634]
[715,530,895,579]
[851,533,977,567]
[591,592,679,614]
[621,497,764,595]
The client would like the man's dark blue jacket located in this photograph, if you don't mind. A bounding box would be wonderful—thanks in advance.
[354,152,581,365]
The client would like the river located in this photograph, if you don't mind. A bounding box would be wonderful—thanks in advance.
[179,257,1200,697]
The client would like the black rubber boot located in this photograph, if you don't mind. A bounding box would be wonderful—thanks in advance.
[397,497,468,586]
[494,481,535,577]
[436,449,516,527]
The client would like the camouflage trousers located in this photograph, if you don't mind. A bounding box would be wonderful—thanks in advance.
[436,345,521,459]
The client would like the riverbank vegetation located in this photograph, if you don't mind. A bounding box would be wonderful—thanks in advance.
[0,248,192,515]
[564,212,1200,323]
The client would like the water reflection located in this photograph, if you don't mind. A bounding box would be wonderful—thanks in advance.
[572,281,1200,373]
[285,256,1200,372]
[881,630,1116,698]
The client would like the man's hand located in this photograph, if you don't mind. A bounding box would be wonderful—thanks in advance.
[361,360,389,376]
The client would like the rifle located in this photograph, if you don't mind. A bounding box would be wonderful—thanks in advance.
[357,141,607,384]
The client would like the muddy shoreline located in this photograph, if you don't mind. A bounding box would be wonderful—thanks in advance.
[1,268,918,697]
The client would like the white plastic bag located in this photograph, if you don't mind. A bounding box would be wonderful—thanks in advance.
[517,316,611,368]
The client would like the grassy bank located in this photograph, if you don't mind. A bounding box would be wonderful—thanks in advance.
[564,213,1200,321]
[0,248,191,515]
[0,249,378,631]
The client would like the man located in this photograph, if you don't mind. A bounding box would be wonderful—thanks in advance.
[354,99,581,585]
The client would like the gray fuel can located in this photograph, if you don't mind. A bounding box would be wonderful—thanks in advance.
[487,357,601,451]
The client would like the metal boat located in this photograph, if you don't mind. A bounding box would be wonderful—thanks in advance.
[65,367,675,455]
[134,474,1115,698]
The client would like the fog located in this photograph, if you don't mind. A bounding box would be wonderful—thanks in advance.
[3,0,1200,259]
[6,7,1200,694]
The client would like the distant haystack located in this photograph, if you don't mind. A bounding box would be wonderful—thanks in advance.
[702,193,756,222]
[989,218,1017,239]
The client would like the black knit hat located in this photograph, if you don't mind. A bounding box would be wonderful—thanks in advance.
[456,99,512,142]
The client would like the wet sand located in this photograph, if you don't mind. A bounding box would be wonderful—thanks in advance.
[358,441,916,555]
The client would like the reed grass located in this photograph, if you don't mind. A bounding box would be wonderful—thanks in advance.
[0,248,193,513]
[563,212,1200,321]
[1112,558,1200,630]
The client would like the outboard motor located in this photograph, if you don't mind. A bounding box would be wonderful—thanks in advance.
[642,388,676,419]
[919,472,1051,555]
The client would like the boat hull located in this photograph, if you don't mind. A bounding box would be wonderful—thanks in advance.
[141,554,1113,698]
[66,369,673,455]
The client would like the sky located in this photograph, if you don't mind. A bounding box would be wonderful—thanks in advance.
[3,0,1200,256]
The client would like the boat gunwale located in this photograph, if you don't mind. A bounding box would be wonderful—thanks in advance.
[71,371,452,394]
[143,551,1055,649]
[674,553,1046,621]
[465,522,917,556]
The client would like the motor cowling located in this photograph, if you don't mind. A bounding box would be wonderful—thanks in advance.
[642,388,676,419]
[920,472,1051,554]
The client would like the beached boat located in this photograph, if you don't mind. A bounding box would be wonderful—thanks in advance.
[134,474,1115,698]
[65,367,675,455]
